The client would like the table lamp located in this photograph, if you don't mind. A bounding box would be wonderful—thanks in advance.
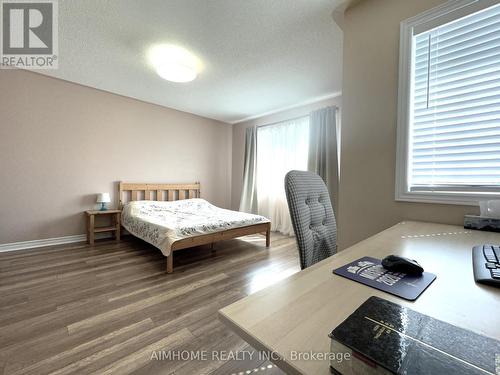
[96,192,111,211]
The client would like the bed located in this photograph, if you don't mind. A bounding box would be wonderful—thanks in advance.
[119,182,271,273]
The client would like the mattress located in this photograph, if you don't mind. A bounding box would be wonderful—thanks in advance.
[121,198,270,256]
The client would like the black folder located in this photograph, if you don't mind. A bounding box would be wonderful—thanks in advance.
[329,296,500,375]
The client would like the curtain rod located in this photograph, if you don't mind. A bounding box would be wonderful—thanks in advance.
[257,114,310,129]
[256,105,338,129]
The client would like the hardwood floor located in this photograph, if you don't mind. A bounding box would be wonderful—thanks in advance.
[0,233,299,375]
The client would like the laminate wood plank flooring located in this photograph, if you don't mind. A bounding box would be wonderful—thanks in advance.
[0,233,298,375]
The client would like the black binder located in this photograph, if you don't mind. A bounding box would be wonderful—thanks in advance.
[329,296,500,375]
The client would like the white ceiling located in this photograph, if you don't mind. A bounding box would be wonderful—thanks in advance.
[40,0,344,124]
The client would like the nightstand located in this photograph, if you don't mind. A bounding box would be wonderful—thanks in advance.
[85,210,121,245]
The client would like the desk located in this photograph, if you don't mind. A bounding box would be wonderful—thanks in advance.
[219,221,500,374]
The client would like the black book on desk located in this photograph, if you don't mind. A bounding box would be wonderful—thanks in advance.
[329,296,500,375]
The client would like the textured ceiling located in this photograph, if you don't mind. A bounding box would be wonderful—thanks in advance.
[39,0,343,124]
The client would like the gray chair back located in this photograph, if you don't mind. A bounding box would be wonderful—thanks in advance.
[284,170,337,269]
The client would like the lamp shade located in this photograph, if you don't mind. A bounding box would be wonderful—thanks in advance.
[96,192,111,203]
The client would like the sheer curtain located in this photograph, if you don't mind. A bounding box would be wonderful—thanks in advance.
[256,117,309,235]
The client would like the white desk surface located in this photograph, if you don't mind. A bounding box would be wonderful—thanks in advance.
[219,221,500,375]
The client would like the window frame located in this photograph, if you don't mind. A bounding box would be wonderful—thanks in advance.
[395,0,500,206]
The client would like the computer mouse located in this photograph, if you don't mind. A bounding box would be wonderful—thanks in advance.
[381,255,424,275]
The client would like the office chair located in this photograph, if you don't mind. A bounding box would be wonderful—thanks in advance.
[284,170,337,269]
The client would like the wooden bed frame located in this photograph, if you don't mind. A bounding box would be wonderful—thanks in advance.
[118,182,271,273]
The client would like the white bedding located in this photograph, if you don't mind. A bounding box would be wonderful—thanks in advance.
[121,198,270,256]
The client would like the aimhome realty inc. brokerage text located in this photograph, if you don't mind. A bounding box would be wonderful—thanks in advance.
[150,350,352,363]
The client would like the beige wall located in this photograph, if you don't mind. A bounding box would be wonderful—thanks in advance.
[338,0,478,249]
[0,70,232,244]
[1,0,482,247]
[231,96,342,210]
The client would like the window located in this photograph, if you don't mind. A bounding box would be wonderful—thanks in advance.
[396,0,500,205]
[256,116,309,235]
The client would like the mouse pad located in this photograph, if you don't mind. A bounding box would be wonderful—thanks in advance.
[333,257,436,301]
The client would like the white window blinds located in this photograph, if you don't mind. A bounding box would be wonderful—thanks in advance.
[409,3,500,191]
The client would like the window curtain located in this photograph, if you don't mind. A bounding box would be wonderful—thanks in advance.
[308,106,339,214]
[239,126,258,214]
[257,117,310,235]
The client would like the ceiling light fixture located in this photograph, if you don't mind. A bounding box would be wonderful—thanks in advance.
[148,44,202,83]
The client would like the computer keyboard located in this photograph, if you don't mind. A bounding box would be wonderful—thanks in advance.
[472,245,500,287]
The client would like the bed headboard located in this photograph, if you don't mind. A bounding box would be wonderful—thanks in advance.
[118,182,201,208]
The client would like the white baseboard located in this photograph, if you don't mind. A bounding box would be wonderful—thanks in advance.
[0,233,112,253]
